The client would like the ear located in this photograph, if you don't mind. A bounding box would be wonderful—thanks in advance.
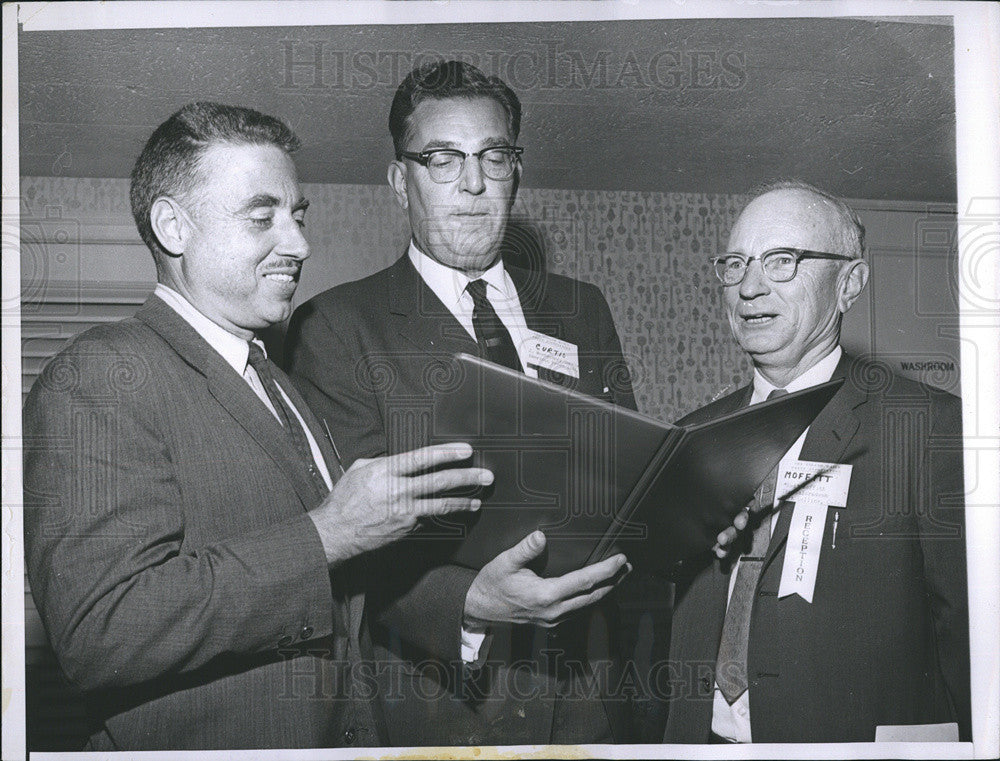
[509,159,521,206]
[150,196,191,256]
[837,259,869,314]
[387,161,408,210]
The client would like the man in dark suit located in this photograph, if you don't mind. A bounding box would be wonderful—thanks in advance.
[22,102,491,750]
[662,181,970,743]
[285,61,636,745]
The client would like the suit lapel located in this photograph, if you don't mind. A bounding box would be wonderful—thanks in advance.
[507,263,544,327]
[386,255,480,360]
[272,363,365,639]
[762,353,868,571]
[138,296,367,640]
[507,265,571,386]
[135,295,324,510]
[272,361,343,484]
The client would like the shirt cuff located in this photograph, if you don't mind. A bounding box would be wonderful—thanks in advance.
[460,625,491,665]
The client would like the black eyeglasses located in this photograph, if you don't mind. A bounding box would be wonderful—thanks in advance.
[397,146,523,183]
[711,247,855,285]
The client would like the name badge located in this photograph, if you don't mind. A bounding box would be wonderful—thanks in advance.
[776,460,852,507]
[776,460,852,603]
[523,330,579,379]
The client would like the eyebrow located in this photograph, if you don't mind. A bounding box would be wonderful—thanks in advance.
[237,194,279,214]
[419,137,512,152]
[236,195,309,214]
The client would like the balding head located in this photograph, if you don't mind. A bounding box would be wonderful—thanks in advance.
[722,183,870,386]
[747,180,866,259]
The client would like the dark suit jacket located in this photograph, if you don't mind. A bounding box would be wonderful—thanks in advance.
[662,353,970,743]
[285,254,638,745]
[23,295,380,750]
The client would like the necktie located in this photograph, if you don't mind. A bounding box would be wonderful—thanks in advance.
[715,387,788,703]
[246,341,329,495]
[466,279,523,372]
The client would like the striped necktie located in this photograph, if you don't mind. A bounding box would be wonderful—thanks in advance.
[246,341,328,495]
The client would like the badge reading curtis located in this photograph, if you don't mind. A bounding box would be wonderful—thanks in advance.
[523,330,579,378]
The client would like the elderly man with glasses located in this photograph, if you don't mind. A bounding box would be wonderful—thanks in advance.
[284,60,639,746]
[661,181,970,744]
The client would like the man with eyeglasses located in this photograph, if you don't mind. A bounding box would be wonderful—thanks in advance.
[285,61,637,746]
[661,181,970,744]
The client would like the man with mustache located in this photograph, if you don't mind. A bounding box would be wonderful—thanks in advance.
[662,181,970,743]
[22,101,490,750]
[285,61,637,745]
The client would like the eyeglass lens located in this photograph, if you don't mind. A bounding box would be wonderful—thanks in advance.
[426,149,517,182]
[717,251,798,284]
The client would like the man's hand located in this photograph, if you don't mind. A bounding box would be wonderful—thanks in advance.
[463,530,629,629]
[712,508,751,558]
[309,442,492,565]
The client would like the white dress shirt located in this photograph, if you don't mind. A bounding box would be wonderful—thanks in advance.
[711,346,842,742]
[408,242,539,378]
[154,283,333,491]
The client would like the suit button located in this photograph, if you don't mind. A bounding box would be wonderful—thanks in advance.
[700,676,711,691]
[300,625,314,640]
[277,634,294,648]
[342,728,356,744]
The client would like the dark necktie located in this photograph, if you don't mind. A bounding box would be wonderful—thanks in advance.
[466,279,523,373]
[715,387,788,704]
[246,341,329,495]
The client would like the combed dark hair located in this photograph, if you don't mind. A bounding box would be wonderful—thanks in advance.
[388,60,521,156]
[129,101,300,258]
[749,179,867,259]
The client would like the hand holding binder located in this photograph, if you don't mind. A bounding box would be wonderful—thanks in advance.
[463,529,629,629]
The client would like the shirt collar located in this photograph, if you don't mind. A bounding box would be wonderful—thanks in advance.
[751,345,842,403]
[154,283,264,375]
[407,240,515,308]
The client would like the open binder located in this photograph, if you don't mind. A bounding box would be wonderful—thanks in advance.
[419,353,842,577]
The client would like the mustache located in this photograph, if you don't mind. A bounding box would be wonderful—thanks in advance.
[260,260,303,277]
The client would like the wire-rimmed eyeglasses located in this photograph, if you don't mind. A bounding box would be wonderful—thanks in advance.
[397,146,524,183]
[711,248,855,285]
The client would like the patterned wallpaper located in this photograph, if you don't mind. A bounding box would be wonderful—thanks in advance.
[514,188,751,420]
[20,176,751,422]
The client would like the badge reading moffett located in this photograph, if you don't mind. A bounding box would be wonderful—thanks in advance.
[776,460,853,603]
[522,330,579,378]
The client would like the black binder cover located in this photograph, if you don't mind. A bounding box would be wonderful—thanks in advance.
[420,353,842,577]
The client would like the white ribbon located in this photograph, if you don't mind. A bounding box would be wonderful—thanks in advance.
[776,460,852,603]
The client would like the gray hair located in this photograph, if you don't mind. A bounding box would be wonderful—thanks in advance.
[130,101,300,260]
